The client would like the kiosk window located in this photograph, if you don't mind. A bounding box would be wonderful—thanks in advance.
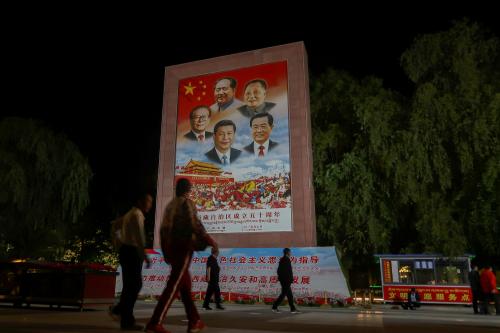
[415,260,435,284]
[435,259,468,285]
[398,261,414,284]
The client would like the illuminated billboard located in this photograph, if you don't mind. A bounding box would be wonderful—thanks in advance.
[174,62,291,233]
[155,42,316,248]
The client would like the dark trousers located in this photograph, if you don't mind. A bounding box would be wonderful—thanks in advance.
[117,245,143,327]
[203,283,221,307]
[272,282,295,311]
[401,301,420,310]
[148,252,200,326]
[482,293,500,315]
[472,291,481,314]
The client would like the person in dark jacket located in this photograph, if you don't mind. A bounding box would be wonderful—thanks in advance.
[237,79,276,118]
[469,264,482,314]
[202,247,224,310]
[272,248,300,313]
[184,105,213,143]
[204,120,241,165]
[401,288,421,310]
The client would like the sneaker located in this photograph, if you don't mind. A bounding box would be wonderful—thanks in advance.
[108,305,120,321]
[291,309,302,314]
[188,320,206,333]
[202,306,212,310]
[120,323,143,331]
[145,323,171,333]
[215,305,225,310]
[272,308,281,313]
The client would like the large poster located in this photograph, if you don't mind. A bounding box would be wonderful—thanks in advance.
[174,62,291,233]
[116,247,350,303]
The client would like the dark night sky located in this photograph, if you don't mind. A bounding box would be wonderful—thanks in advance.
[3,6,499,221]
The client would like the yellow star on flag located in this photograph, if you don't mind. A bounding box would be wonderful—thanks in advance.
[184,82,196,95]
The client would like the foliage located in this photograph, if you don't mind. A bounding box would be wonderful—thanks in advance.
[312,20,500,273]
[61,230,119,268]
[312,71,408,272]
[0,117,93,260]
[400,20,500,257]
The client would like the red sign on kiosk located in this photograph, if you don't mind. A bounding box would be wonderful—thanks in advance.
[382,260,392,283]
[383,285,471,304]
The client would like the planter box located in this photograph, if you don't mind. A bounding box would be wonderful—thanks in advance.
[0,262,24,307]
[0,261,117,309]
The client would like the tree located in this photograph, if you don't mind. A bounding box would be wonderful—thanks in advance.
[0,117,92,259]
[311,70,408,276]
[312,20,500,277]
[400,19,500,256]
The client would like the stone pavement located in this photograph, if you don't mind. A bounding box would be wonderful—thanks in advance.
[0,301,499,333]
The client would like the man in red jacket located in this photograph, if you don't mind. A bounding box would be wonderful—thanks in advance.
[145,178,218,333]
[480,265,499,315]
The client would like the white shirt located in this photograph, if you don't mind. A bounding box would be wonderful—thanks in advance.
[121,207,146,249]
[191,130,208,142]
[215,148,231,164]
[253,140,269,158]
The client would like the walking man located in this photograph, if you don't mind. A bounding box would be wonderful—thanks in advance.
[202,247,224,310]
[109,193,153,330]
[272,248,300,313]
[145,179,217,333]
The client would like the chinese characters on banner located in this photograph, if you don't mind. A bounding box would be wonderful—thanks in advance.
[382,260,392,283]
[116,247,350,303]
[199,209,289,233]
[383,285,472,304]
[174,62,292,233]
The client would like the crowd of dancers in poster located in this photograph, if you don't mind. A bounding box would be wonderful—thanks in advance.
[174,62,292,233]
